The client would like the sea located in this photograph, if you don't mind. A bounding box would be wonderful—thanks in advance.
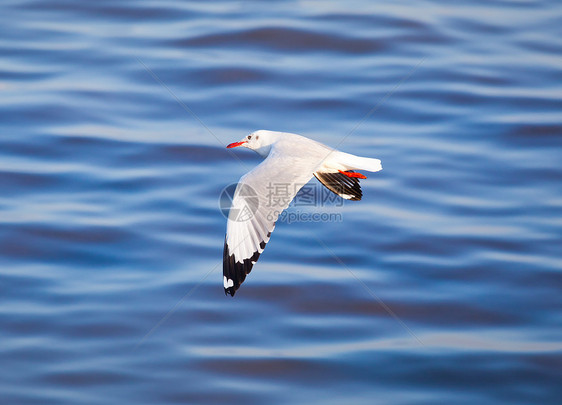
[0,1,561,404]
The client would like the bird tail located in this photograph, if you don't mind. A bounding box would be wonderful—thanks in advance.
[335,151,382,173]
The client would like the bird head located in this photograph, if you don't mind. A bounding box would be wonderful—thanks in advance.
[227,130,277,157]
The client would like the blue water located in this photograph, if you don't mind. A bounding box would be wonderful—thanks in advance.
[1,1,561,403]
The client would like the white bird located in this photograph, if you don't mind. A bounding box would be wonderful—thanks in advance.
[223,130,382,296]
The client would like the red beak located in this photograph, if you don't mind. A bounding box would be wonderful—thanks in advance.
[227,141,246,148]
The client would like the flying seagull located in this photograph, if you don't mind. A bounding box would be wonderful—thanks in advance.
[223,130,382,296]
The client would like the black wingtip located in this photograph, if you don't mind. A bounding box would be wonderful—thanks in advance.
[314,171,363,201]
[223,237,266,297]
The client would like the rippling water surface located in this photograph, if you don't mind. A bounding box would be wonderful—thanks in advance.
[1,1,561,404]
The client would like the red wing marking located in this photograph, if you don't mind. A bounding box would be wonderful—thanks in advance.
[338,170,367,179]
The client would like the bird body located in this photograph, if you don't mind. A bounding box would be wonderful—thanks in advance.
[223,130,382,296]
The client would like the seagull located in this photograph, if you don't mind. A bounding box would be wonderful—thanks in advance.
[223,130,382,296]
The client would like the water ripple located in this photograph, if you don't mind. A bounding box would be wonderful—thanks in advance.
[1,0,561,404]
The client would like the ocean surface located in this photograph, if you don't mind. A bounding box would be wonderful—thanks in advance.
[1,1,561,404]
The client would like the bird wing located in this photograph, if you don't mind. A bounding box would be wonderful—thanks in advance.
[223,149,318,296]
[313,170,363,201]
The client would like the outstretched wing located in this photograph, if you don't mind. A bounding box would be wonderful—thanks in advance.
[223,151,317,296]
[313,170,362,201]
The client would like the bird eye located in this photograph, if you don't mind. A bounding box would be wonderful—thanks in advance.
[248,135,252,140]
